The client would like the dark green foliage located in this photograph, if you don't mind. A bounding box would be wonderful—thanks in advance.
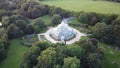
[24,25,34,34]
[112,16,120,46]
[112,16,120,26]
[34,18,47,33]
[37,47,57,68]
[82,41,96,54]
[49,7,69,18]
[1,16,10,27]
[113,25,120,47]
[93,22,116,44]
[87,53,102,68]
[78,12,98,26]
[78,12,89,24]
[21,41,50,68]
[100,25,115,44]
[105,0,120,3]
[80,38,103,68]
[62,57,80,68]
[0,10,12,21]
[55,45,67,65]
[15,20,27,31]
[9,15,26,23]
[7,24,24,39]
[21,45,41,68]
[103,14,117,25]
[21,38,103,68]
[51,14,61,25]
[20,1,49,19]
[0,29,8,62]
[66,45,83,59]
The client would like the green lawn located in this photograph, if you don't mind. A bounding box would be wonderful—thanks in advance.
[41,15,51,25]
[0,39,29,68]
[40,0,120,15]
[29,15,51,26]
[99,42,120,68]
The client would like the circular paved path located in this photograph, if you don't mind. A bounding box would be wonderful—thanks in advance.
[44,27,86,45]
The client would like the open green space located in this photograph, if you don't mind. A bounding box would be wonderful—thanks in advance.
[40,0,120,15]
[99,42,120,68]
[29,15,51,26]
[0,39,29,68]
[0,15,120,68]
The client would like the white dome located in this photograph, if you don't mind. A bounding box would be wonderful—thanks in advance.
[50,21,76,41]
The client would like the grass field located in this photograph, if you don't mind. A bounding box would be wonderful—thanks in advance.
[0,39,29,68]
[99,43,120,68]
[40,0,120,15]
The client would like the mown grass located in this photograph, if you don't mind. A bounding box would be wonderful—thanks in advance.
[0,39,29,68]
[40,0,120,15]
[29,15,51,26]
[99,42,120,68]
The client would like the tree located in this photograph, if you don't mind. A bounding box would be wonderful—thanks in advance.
[87,12,98,25]
[24,25,34,34]
[55,44,67,65]
[37,47,57,68]
[51,14,61,25]
[100,25,116,44]
[34,18,46,33]
[112,16,120,26]
[82,41,96,54]
[49,7,69,18]
[27,8,42,19]
[93,23,107,39]
[21,41,50,68]
[7,24,24,39]
[20,0,49,19]
[93,22,116,44]
[15,20,27,31]
[87,53,102,68]
[113,25,120,46]
[103,14,117,25]
[21,45,41,68]
[0,28,8,62]
[62,57,80,68]
[78,12,89,24]
[9,15,25,24]
[66,45,83,59]
[1,16,10,27]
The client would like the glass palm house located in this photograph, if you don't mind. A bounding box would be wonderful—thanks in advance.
[49,20,76,41]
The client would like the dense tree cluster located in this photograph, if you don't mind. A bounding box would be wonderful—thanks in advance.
[77,12,99,26]
[20,1,50,19]
[21,37,104,68]
[77,11,120,46]
[0,28,8,62]
[0,0,119,67]
[105,0,120,3]
[51,14,62,25]
[49,7,70,18]
[92,16,120,46]
[34,18,47,33]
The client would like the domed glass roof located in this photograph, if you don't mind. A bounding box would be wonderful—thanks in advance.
[49,21,76,41]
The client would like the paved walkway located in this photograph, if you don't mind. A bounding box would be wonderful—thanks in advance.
[37,33,45,41]
[44,27,86,45]
[38,17,86,45]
